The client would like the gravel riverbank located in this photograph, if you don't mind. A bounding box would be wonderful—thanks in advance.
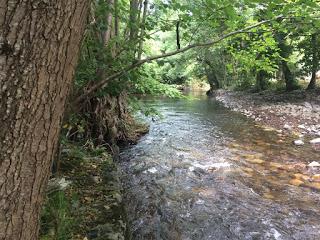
[212,89,320,148]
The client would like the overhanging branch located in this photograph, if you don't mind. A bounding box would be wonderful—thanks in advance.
[74,16,283,104]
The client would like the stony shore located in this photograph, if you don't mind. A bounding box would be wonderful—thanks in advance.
[212,89,320,148]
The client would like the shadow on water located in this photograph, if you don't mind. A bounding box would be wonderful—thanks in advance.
[120,92,320,240]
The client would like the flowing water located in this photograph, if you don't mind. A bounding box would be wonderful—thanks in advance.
[120,93,320,240]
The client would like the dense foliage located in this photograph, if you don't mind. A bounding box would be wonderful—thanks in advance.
[72,1,320,112]
[141,0,320,91]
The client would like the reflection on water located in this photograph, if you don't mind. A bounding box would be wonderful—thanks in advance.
[120,94,320,240]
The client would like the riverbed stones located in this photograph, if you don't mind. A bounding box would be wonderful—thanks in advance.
[214,90,320,140]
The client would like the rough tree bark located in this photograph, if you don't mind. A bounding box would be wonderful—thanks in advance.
[0,1,88,240]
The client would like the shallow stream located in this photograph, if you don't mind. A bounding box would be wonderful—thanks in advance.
[120,93,320,240]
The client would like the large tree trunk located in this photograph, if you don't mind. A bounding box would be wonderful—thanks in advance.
[0,1,88,240]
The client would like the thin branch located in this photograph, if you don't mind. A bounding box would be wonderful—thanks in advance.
[74,16,283,104]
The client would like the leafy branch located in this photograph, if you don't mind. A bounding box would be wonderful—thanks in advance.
[74,16,283,104]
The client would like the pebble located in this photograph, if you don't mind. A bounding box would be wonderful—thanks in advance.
[284,124,292,130]
[293,140,304,146]
[312,174,320,182]
[304,102,313,109]
[308,161,320,167]
[310,138,320,144]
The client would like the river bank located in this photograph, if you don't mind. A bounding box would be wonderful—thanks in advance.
[40,122,148,240]
[40,143,127,240]
[212,89,320,148]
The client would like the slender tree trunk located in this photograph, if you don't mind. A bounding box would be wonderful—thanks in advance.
[113,0,120,56]
[307,34,318,90]
[137,0,143,25]
[176,20,181,50]
[114,0,119,38]
[282,60,296,91]
[103,0,115,46]
[0,1,88,240]
[256,70,269,91]
[129,0,139,41]
[276,32,298,91]
[137,0,149,60]
[308,69,317,90]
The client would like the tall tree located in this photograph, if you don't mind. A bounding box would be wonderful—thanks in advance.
[0,1,88,239]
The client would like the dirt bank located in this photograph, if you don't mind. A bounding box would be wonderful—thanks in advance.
[212,89,320,147]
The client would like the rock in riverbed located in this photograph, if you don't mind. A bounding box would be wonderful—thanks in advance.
[293,140,304,146]
[284,124,292,130]
[310,138,320,144]
[308,161,320,167]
